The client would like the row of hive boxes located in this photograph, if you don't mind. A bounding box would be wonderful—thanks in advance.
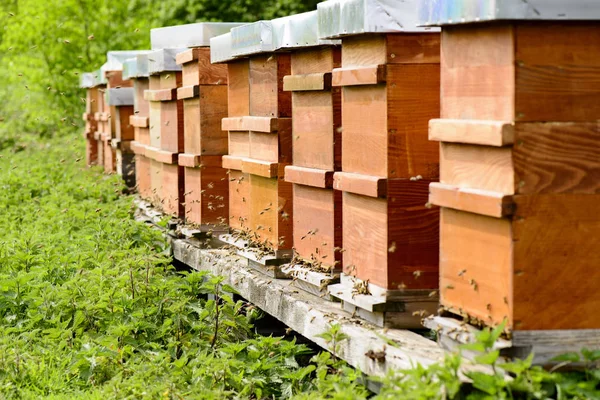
[125,29,442,298]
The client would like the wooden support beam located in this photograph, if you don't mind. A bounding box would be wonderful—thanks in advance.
[222,155,245,171]
[144,88,177,102]
[129,115,149,128]
[241,158,282,178]
[284,165,334,189]
[145,146,178,165]
[178,154,222,168]
[177,85,199,100]
[429,119,514,146]
[429,182,514,218]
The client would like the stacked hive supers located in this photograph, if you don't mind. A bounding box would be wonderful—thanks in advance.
[419,0,600,332]
[215,20,296,258]
[170,23,243,228]
[92,68,108,170]
[123,53,152,199]
[320,0,442,327]
[80,73,99,166]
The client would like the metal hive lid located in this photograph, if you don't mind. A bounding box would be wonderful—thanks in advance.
[122,53,150,80]
[317,0,438,39]
[79,72,96,88]
[103,50,150,72]
[210,32,236,63]
[147,48,186,75]
[418,0,600,26]
[151,22,245,50]
[105,87,135,106]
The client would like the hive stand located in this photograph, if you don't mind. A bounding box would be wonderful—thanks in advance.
[317,0,442,328]
[80,73,99,166]
[266,11,344,296]
[171,23,243,234]
[123,54,152,200]
[213,22,295,276]
[419,0,600,358]
[144,47,186,218]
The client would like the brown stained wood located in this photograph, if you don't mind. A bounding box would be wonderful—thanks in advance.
[332,65,386,87]
[222,155,244,171]
[387,64,440,179]
[515,23,600,122]
[342,35,386,67]
[440,142,514,195]
[291,91,338,171]
[115,106,135,141]
[333,171,386,198]
[439,208,513,328]
[133,78,150,116]
[160,71,181,90]
[512,194,600,330]
[429,119,514,146]
[228,132,250,158]
[441,24,515,120]
[160,100,184,154]
[149,101,162,148]
[284,165,333,189]
[145,146,178,165]
[183,165,229,226]
[179,48,228,87]
[178,154,222,168]
[513,122,600,194]
[184,86,228,156]
[228,170,250,230]
[85,137,99,167]
[144,88,178,102]
[292,184,340,269]
[150,159,163,205]
[386,33,441,64]
[249,119,292,164]
[227,60,250,117]
[283,73,332,91]
[130,115,149,128]
[342,192,389,288]
[222,117,245,131]
[291,47,339,75]
[429,182,514,218]
[135,155,151,200]
[243,116,281,133]
[342,85,387,176]
[249,175,293,249]
[387,179,439,290]
[162,163,184,218]
[249,54,291,117]
[105,70,132,89]
[241,159,282,178]
[177,85,199,100]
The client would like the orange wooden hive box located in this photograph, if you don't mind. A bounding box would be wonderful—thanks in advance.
[144,47,185,217]
[318,0,442,327]
[80,73,99,167]
[123,53,152,200]
[420,0,600,337]
[92,68,107,170]
[169,22,244,231]
[275,11,343,295]
[214,22,295,269]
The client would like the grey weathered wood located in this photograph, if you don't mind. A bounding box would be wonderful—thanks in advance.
[281,263,340,296]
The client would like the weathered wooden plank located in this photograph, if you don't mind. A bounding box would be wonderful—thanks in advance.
[429,119,514,146]
[429,182,514,218]
[227,60,250,117]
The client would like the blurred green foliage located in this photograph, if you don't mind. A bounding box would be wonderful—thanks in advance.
[0,0,319,139]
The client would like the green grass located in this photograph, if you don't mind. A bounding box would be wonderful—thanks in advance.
[0,134,599,399]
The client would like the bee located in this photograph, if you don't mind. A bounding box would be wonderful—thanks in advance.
[445,284,454,290]
[413,270,422,279]
[388,242,396,253]
[469,279,478,291]
[88,35,95,40]
[63,39,70,44]
[8,12,15,16]
[428,290,437,298]
[458,269,467,277]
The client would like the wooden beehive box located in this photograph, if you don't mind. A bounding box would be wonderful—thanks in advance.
[318,0,441,327]
[123,54,152,200]
[170,23,243,229]
[268,11,344,294]
[419,1,600,336]
[80,73,99,166]
[211,33,251,235]
[106,87,136,187]
[144,47,186,217]
[218,19,296,262]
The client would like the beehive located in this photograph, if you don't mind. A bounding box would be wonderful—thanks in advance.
[105,87,136,187]
[144,47,186,217]
[222,18,297,256]
[211,33,251,234]
[172,23,243,229]
[123,53,152,200]
[272,11,343,291]
[92,68,107,169]
[319,0,441,327]
[80,73,99,166]
[420,0,600,332]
